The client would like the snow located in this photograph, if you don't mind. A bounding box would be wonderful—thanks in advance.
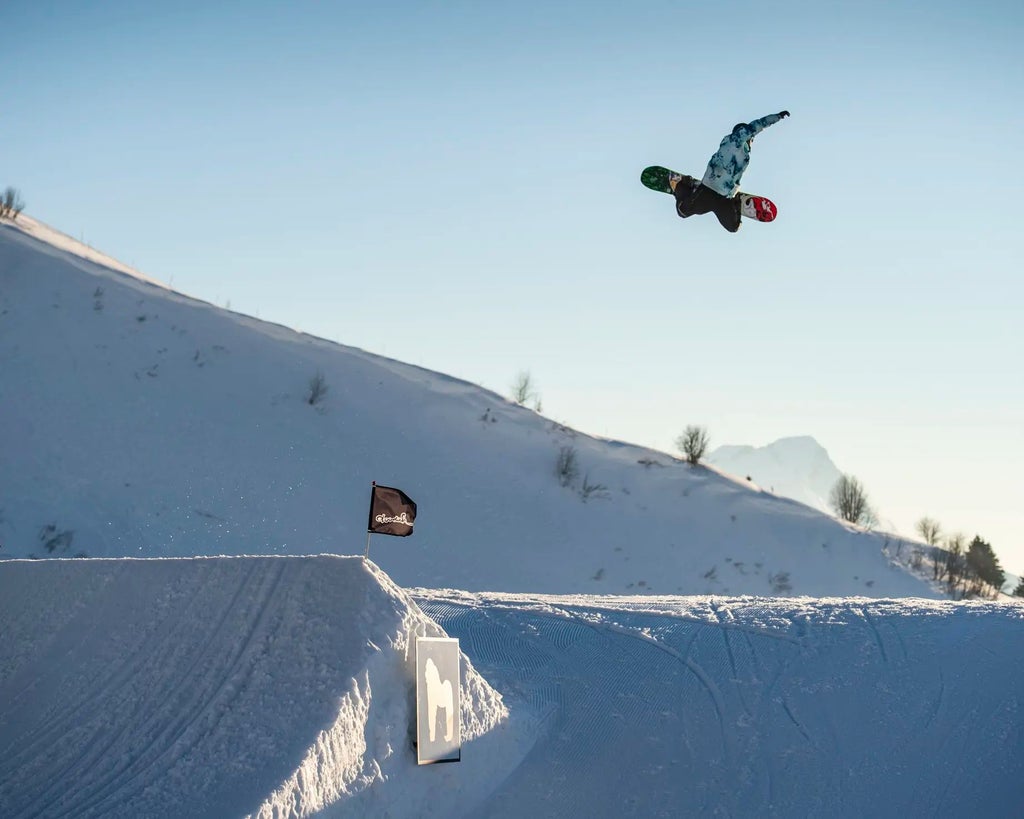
[2,216,1022,816]
[1,556,1021,817]
[0,556,533,818]
[2,214,166,287]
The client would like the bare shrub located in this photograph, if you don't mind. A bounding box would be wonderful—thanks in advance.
[916,517,942,546]
[580,473,609,502]
[943,533,968,598]
[39,524,74,553]
[0,187,25,220]
[556,445,579,487]
[307,370,329,405]
[511,370,542,411]
[829,474,873,525]
[675,425,710,465]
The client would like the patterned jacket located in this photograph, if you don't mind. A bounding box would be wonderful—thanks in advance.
[700,113,784,197]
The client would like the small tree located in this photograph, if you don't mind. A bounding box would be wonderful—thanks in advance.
[675,425,710,465]
[1014,579,1024,598]
[829,474,873,526]
[916,517,942,546]
[943,533,968,598]
[0,187,25,220]
[511,370,542,411]
[916,516,944,579]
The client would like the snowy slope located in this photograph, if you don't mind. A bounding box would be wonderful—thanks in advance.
[707,435,844,514]
[1,557,1021,818]
[0,217,940,599]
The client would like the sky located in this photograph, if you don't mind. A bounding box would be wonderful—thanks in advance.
[2,556,1022,816]
[4,0,1022,569]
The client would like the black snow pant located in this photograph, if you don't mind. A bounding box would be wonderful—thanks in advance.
[674,178,741,233]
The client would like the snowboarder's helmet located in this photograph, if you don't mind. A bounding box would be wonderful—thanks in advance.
[732,123,748,135]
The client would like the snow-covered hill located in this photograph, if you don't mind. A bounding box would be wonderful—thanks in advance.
[707,435,844,515]
[1,556,1021,818]
[0,216,938,598]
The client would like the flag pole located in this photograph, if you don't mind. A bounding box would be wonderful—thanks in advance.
[364,481,375,561]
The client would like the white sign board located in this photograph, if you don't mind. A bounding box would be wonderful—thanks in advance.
[415,637,461,764]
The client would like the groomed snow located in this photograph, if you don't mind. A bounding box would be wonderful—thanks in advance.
[1,556,1021,817]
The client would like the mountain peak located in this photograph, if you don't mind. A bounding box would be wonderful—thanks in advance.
[707,436,843,514]
[768,435,827,452]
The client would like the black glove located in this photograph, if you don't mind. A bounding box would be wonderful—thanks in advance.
[779,110,790,118]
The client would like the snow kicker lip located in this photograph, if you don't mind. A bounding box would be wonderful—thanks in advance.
[0,556,517,819]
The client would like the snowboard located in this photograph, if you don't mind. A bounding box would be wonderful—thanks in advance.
[641,165,777,223]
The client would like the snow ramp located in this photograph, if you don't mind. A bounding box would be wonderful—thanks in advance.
[0,556,529,818]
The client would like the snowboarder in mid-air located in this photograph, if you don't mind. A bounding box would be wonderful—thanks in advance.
[641,110,790,231]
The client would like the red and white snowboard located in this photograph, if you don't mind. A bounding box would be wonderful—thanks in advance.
[738,193,777,222]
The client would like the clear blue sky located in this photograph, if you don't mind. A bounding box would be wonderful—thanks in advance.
[5,0,1023,575]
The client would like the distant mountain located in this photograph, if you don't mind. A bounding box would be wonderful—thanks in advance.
[707,436,844,515]
[0,216,938,598]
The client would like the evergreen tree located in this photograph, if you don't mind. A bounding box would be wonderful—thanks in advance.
[965,536,1005,598]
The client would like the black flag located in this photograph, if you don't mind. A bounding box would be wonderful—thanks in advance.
[367,483,417,537]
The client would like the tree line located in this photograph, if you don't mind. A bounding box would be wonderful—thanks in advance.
[913,517,1014,599]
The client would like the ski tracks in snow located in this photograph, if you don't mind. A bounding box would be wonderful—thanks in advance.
[1,559,292,818]
[417,593,818,817]
[73,560,289,817]
[415,593,1024,817]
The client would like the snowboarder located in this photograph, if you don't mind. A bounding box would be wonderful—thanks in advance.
[673,111,790,232]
